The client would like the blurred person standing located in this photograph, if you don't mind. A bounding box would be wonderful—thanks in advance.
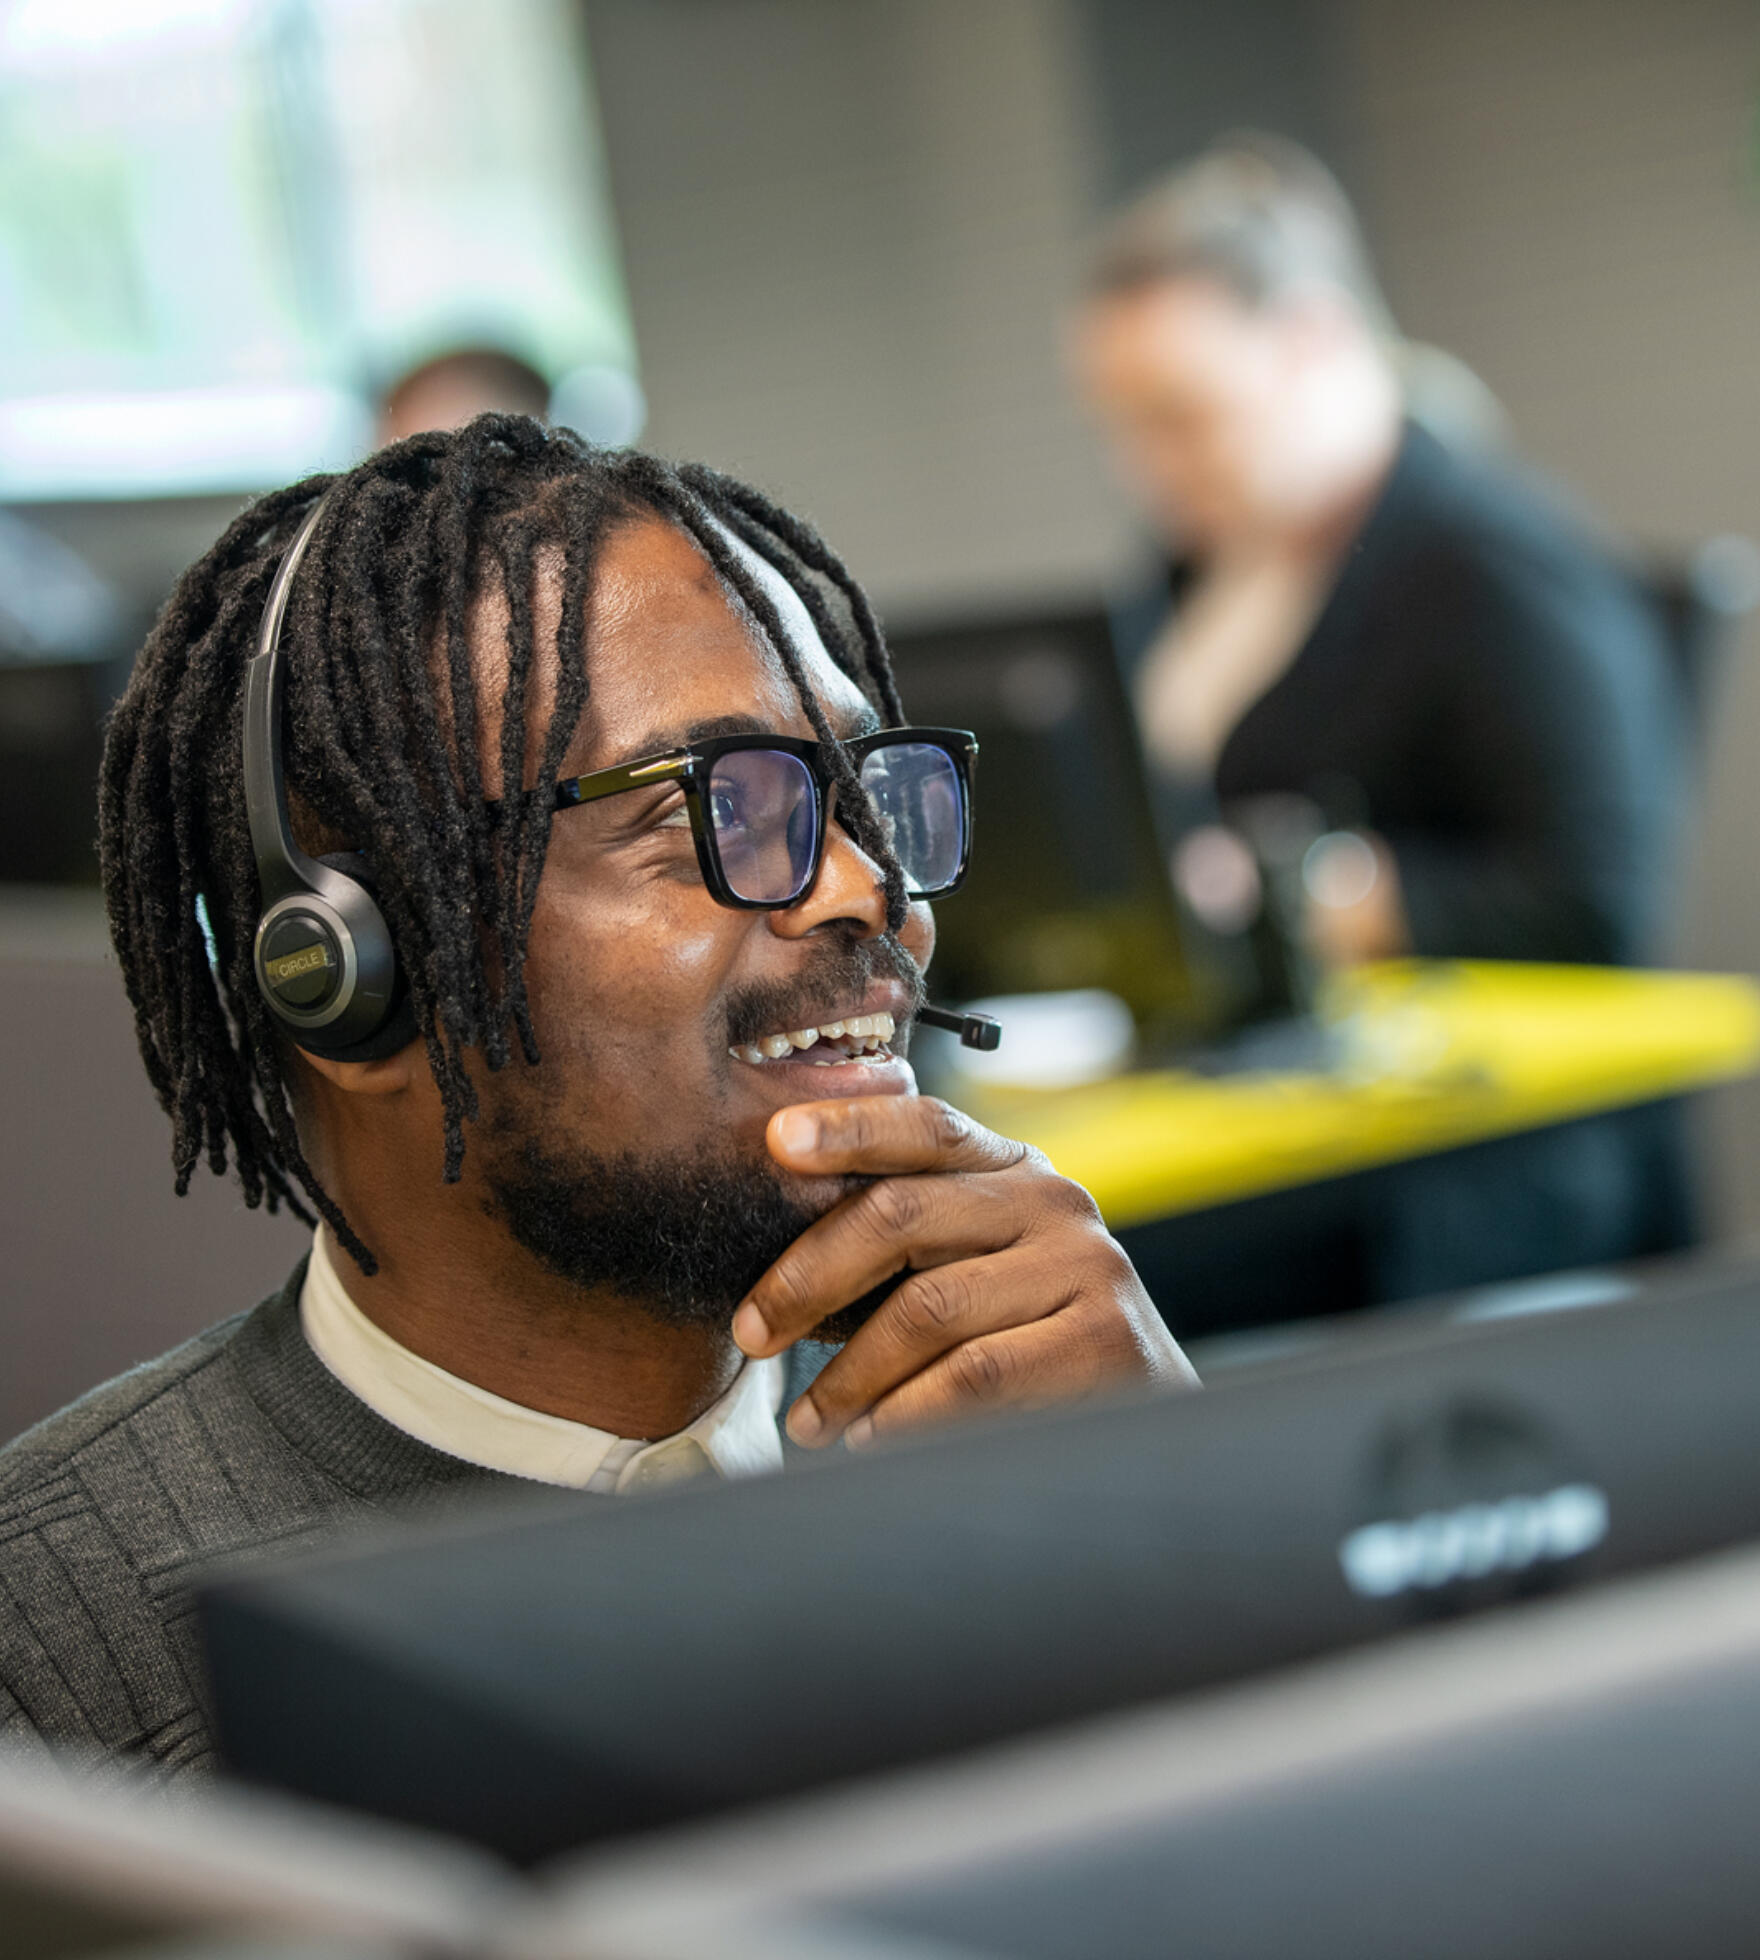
[1070,135,1691,1304]
[1071,134,1680,973]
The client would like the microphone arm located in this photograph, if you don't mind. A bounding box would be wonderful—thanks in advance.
[915,1004,1002,1052]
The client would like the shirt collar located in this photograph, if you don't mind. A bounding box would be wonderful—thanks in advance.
[298,1226,785,1493]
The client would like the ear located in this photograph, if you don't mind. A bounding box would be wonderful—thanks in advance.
[295,1039,423,1099]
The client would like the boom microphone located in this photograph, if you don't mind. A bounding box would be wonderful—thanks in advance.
[915,1004,1002,1051]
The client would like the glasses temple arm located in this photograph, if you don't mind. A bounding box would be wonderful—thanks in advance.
[554,752,695,810]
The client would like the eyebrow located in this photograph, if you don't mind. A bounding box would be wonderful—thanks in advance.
[619,702,884,763]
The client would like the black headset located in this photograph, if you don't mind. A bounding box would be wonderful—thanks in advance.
[243,496,417,1061]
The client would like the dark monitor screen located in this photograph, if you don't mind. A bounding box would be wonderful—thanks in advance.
[0,662,110,884]
[884,608,1261,1054]
[203,1259,1760,1867]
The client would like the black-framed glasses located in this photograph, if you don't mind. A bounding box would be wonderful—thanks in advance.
[551,726,977,909]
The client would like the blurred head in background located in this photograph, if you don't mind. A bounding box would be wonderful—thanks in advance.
[1070,135,1405,557]
[376,346,552,445]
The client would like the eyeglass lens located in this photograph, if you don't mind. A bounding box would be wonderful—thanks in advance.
[705,740,965,905]
[705,747,820,903]
[859,741,964,895]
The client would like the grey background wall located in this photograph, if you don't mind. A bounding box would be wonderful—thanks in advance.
[0,893,307,1443]
[585,0,1126,622]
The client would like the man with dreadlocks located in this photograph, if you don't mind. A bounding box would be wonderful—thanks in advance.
[0,416,1191,1772]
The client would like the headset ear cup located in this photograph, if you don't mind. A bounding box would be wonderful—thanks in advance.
[308,989,419,1063]
[296,854,418,1062]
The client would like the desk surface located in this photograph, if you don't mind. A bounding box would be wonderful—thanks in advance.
[963,962,1760,1229]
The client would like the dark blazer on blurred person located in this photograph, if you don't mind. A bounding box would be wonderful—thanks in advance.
[1117,421,1683,968]
[1109,427,1695,1313]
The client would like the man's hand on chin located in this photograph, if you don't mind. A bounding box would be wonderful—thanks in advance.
[730,1096,1198,1448]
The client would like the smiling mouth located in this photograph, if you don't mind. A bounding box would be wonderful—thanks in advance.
[729,1011,899,1067]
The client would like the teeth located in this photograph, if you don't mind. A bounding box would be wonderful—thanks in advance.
[730,1009,901,1063]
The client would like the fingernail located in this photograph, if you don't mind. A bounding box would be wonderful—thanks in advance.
[772,1109,819,1159]
[786,1398,824,1445]
[731,1302,769,1355]
[845,1415,875,1451]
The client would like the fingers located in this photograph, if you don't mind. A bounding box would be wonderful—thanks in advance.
[731,1170,1041,1359]
[767,1095,1033,1180]
[781,1247,1076,1445]
[735,1090,1197,1447]
[832,1312,1123,1450]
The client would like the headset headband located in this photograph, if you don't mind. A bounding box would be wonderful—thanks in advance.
[240,491,406,1058]
[242,495,331,908]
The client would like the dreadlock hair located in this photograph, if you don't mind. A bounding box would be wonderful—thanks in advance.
[99,414,911,1274]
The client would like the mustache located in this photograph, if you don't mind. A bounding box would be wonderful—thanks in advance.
[724,933,926,1049]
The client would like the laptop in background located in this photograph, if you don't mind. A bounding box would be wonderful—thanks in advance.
[883,605,1312,1073]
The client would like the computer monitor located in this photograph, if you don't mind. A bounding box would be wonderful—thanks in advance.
[531,1540,1760,1960]
[203,1255,1760,1867]
[0,1744,506,1957]
[0,662,112,885]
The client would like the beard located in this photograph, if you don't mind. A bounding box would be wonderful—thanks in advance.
[480,931,925,1345]
[483,1135,893,1344]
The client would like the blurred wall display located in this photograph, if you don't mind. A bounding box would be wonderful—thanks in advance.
[0,0,639,499]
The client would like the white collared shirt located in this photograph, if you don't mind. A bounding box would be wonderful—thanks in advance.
[298,1227,785,1494]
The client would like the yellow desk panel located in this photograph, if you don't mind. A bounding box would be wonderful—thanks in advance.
[964,963,1760,1229]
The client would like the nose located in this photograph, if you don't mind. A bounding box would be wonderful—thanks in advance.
[766,812,889,943]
